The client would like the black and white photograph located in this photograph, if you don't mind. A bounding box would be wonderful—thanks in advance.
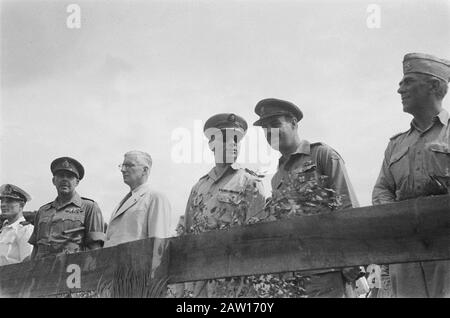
[0,0,449,301]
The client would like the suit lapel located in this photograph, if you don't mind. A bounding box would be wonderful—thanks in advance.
[110,185,148,221]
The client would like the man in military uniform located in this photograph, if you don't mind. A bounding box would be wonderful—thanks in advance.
[253,98,361,298]
[29,157,106,259]
[180,113,266,297]
[0,184,34,265]
[372,53,450,298]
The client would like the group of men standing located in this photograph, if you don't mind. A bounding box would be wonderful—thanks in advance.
[0,151,174,262]
[1,52,449,298]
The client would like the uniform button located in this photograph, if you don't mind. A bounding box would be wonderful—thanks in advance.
[417,151,421,155]
[416,167,420,171]
[417,186,421,190]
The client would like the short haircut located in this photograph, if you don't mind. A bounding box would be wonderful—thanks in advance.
[421,74,448,100]
[124,150,153,168]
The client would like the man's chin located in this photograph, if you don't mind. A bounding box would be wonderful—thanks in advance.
[58,188,72,195]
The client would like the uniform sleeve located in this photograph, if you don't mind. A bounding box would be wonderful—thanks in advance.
[316,145,359,209]
[372,142,397,205]
[183,188,196,234]
[84,202,106,245]
[244,177,266,222]
[28,210,40,246]
[17,225,34,262]
[147,192,174,238]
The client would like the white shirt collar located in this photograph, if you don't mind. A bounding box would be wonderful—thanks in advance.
[2,216,26,230]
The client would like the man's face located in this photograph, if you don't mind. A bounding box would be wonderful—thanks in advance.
[120,154,147,187]
[52,171,79,196]
[260,116,296,151]
[398,73,432,113]
[0,198,24,218]
[209,130,241,164]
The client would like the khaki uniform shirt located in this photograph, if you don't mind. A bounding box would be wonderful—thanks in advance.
[0,217,33,266]
[372,109,450,298]
[268,140,359,297]
[373,109,450,203]
[184,164,266,234]
[29,192,106,259]
[181,164,265,297]
[272,140,359,210]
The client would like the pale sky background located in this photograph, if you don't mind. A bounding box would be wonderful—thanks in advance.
[1,0,449,228]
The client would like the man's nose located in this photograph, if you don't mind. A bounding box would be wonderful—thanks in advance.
[397,84,406,94]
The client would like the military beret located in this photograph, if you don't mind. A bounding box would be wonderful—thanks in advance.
[253,98,303,126]
[403,53,450,82]
[51,157,85,180]
[0,184,31,202]
[203,113,248,138]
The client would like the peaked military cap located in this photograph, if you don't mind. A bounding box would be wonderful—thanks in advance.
[0,184,31,202]
[203,113,248,138]
[51,157,85,180]
[253,98,303,126]
[403,53,450,82]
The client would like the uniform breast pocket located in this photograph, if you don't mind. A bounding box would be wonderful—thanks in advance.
[428,143,450,177]
[37,215,52,237]
[291,164,318,184]
[217,190,242,205]
[389,147,410,182]
[51,213,84,237]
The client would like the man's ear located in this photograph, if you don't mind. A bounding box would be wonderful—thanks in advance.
[290,117,298,129]
[52,176,56,186]
[428,78,440,94]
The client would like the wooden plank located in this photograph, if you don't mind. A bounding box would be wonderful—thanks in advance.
[0,195,449,297]
[0,238,169,297]
[168,194,450,282]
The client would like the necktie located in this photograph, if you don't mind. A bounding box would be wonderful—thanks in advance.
[116,192,132,212]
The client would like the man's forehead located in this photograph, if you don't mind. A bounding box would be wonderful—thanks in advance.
[123,154,139,162]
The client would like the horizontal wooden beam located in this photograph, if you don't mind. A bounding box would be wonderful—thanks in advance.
[169,194,450,283]
[0,195,449,297]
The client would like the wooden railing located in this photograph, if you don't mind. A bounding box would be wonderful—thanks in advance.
[0,195,449,297]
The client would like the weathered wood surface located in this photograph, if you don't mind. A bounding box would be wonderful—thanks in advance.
[0,195,449,297]
[169,194,450,282]
[0,238,169,297]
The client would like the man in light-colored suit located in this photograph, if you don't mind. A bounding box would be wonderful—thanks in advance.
[104,151,174,247]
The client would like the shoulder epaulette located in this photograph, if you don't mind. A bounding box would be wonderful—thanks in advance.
[311,141,344,161]
[244,168,264,179]
[390,130,408,140]
[81,197,95,202]
[40,202,53,210]
[310,142,324,147]
[19,221,31,226]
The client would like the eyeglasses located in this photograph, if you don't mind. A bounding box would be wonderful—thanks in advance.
[118,163,145,170]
